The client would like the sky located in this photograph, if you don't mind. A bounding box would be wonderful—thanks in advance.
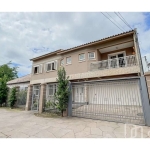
[0,12,150,77]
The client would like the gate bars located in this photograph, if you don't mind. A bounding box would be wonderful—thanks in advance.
[68,77,150,126]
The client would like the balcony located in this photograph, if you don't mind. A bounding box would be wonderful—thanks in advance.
[90,55,137,71]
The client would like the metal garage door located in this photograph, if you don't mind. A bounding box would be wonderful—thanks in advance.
[72,79,145,125]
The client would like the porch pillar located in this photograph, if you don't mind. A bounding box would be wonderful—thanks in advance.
[39,83,46,113]
[25,84,33,111]
[67,81,72,117]
[84,83,89,104]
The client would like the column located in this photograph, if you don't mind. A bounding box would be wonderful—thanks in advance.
[84,83,89,104]
[39,83,46,113]
[25,84,33,111]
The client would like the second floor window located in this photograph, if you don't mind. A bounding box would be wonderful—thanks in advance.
[33,64,43,74]
[34,66,40,74]
[88,52,95,60]
[66,57,71,64]
[79,53,85,61]
[46,61,57,72]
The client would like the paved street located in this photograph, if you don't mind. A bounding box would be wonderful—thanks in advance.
[0,109,150,138]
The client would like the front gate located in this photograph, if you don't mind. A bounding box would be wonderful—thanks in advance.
[31,85,40,111]
[71,79,145,125]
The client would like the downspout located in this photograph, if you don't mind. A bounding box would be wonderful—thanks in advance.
[133,28,144,76]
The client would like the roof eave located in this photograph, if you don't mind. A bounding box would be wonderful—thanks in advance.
[58,30,135,54]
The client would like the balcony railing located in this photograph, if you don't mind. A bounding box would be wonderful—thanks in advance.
[90,55,137,71]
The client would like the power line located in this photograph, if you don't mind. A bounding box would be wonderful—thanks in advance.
[114,12,133,30]
[117,12,133,30]
[101,12,124,32]
[105,12,125,32]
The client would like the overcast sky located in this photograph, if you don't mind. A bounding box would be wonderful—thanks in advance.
[0,12,150,77]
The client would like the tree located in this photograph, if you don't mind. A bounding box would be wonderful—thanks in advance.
[54,67,70,117]
[0,76,9,106]
[8,87,17,108]
[0,62,18,82]
[0,62,18,106]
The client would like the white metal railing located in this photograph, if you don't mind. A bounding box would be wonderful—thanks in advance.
[90,55,137,71]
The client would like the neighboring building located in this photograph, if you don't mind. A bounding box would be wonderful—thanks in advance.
[26,29,150,126]
[7,74,31,107]
[7,74,31,90]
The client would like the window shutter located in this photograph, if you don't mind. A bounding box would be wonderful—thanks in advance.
[44,63,47,72]
[32,66,34,74]
[55,60,57,70]
[40,64,43,73]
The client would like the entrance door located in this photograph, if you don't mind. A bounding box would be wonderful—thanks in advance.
[31,85,40,111]
[73,86,84,103]
[109,52,125,68]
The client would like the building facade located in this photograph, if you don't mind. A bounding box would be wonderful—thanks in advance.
[26,29,150,126]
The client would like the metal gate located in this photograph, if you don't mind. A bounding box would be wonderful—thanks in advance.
[31,85,40,111]
[71,79,145,125]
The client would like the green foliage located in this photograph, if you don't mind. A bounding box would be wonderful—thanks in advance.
[0,77,9,105]
[17,89,27,105]
[0,62,18,82]
[0,62,18,106]
[45,101,56,109]
[54,67,70,117]
[8,87,17,108]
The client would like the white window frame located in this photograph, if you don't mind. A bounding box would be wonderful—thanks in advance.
[66,56,71,65]
[47,84,57,96]
[60,59,64,66]
[108,51,126,59]
[79,53,85,61]
[45,61,57,72]
[33,65,40,74]
[88,52,95,60]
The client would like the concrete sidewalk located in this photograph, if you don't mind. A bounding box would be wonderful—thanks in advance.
[0,109,150,138]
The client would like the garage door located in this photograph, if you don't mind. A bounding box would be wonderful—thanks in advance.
[72,79,145,125]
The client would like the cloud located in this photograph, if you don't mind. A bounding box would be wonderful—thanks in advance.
[0,12,150,77]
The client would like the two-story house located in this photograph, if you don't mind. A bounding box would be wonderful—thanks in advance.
[25,29,150,125]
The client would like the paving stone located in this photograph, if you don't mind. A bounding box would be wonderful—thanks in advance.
[34,130,55,138]
[53,129,72,138]
[61,131,75,138]
[67,124,86,133]
[1,109,150,138]
[75,131,90,138]
[46,127,61,134]
[99,125,115,132]
[102,132,116,138]
[9,132,30,138]
[91,128,103,136]
[97,121,119,128]
[0,132,7,138]
[86,122,97,128]
[86,134,103,138]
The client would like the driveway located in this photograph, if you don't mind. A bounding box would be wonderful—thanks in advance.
[0,109,150,138]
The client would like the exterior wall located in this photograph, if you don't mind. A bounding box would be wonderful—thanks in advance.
[145,72,150,99]
[7,82,29,90]
[30,65,140,84]
[101,47,134,60]
[30,32,140,85]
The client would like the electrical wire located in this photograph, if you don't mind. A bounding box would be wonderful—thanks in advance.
[101,12,124,32]
[105,12,125,32]
[114,12,133,30]
[117,12,133,30]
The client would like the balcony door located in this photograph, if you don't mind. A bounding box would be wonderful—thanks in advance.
[108,52,126,68]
